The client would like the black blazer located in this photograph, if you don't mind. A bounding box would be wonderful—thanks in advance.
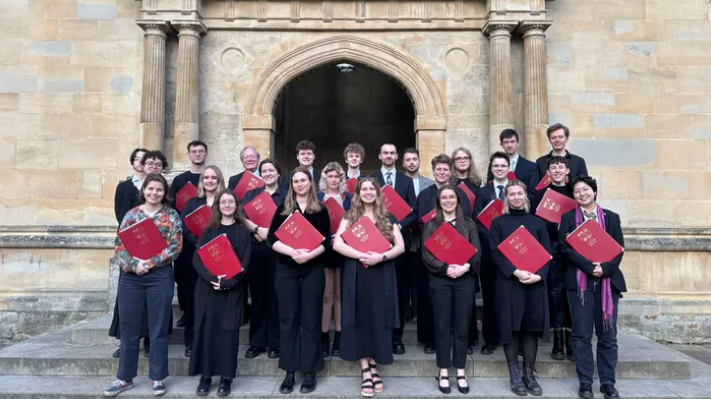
[473,183,498,245]
[487,155,538,196]
[559,208,626,293]
[535,151,589,182]
[376,169,417,247]
[114,179,140,224]
[311,168,322,189]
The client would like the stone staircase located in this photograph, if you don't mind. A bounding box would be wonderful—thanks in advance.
[0,309,710,398]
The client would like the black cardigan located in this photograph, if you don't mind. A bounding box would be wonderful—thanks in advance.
[421,218,482,277]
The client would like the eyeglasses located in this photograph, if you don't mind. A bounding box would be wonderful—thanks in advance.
[145,162,163,167]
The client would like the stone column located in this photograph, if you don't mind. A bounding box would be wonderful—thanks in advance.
[520,23,551,160]
[484,23,516,154]
[138,23,168,151]
[172,23,206,169]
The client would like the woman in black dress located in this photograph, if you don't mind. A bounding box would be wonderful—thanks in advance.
[422,185,482,394]
[316,162,353,357]
[268,166,332,395]
[333,177,405,397]
[489,180,551,397]
[190,190,251,397]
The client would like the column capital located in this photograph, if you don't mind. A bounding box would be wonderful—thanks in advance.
[136,20,170,37]
[518,20,553,37]
[482,21,517,37]
[172,21,207,36]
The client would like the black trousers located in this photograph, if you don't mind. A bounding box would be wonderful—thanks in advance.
[429,274,476,369]
[275,262,325,373]
[568,288,620,386]
[117,266,174,381]
[393,252,413,340]
[548,242,571,330]
[467,276,480,346]
[181,264,197,349]
[416,252,435,344]
[248,243,280,349]
[479,260,500,346]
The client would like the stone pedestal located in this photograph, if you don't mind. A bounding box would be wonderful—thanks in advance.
[484,23,516,154]
[138,23,168,151]
[521,22,551,160]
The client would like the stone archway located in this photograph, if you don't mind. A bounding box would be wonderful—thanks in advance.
[242,36,446,175]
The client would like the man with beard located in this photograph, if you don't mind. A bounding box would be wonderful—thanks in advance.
[402,148,434,196]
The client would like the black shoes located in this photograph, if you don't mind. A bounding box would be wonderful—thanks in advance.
[176,315,186,328]
[331,331,341,357]
[268,347,280,359]
[300,372,317,394]
[508,361,528,396]
[522,362,542,396]
[245,346,266,359]
[184,346,192,357]
[600,384,619,399]
[196,377,211,396]
[423,343,436,354]
[578,383,594,399]
[435,371,450,394]
[322,332,331,357]
[481,344,497,355]
[392,338,406,355]
[551,329,566,361]
[457,376,470,394]
[112,347,121,359]
[279,372,295,394]
[217,378,232,397]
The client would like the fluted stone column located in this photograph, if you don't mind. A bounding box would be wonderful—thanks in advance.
[138,23,168,151]
[521,23,552,160]
[173,24,206,169]
[484,23,516,154]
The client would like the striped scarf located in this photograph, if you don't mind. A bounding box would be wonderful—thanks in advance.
[574,205,614,331]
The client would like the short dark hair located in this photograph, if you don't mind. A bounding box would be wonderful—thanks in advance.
[343,143,365,160]
[296,140,316,154]
[140,150,169,169]
[430,153,453,169]
[572,175,596,191]
[139,173,170,205]
[547,123,570,139]
[259,158,282,176]
[130,148,147,166]
[187,140,208,152]
[489,151,510,166]
[403,148,419,157]
[547,155,569,169]
[499,129,519,143]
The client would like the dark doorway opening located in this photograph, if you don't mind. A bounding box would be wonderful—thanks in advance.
[273,62,416,174]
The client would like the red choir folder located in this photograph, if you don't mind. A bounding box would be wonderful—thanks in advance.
[424,222,477,266]
[196,234,243,279]
[381,185,412,222]
[457,182,477,212]
[184,205,212,238]
[340,216,392,268]
[233,171,264,200]
[243,191,278,228]
[477,199,504,230]
[565,219,624,263]
[535,173,552,191]
[324,197,346,234]
[274,212,325,251]
[118,218,167,260]
[346,178,358,194]
[497,226,552,274]
[507,171,518,181]
[421,208,436,224]
[175,182,198,212]
[535,189,578,224]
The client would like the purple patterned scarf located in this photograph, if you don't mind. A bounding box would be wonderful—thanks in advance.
[575,205,614,331]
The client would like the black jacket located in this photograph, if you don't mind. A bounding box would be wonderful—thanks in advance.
[114,179,140,224]
[486,155,538,195]
[535,151,588,182]
[375,169,417,247]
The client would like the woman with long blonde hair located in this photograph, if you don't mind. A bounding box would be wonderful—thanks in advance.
[333,177,405,397]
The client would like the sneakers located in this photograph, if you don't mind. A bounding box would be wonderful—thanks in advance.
[103,380,133,397]
[152,380,167,396]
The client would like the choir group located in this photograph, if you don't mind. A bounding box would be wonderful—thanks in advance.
[104,123,626,399]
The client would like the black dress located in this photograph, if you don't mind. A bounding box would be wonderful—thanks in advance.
[189,223,252,379]
[340,236,399,365]
[489,209,551,344]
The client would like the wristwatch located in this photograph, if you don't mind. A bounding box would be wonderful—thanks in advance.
[382,254,387,261]
[253,226,259,234]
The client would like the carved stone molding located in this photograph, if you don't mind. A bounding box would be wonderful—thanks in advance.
[482,21,517,36]
[138,22,169,38]
[518,21,552,37]
[173,22,207,36]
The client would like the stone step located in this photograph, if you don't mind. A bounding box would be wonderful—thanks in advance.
[0,337,691,379]
[0,375,707,399]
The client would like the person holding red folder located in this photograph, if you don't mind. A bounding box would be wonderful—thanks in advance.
[176,165,226,358]
[452,147,483,216]
[267,166,331,395]
[104,174,183,397]
[422,185,481,395]
[489,180,551,397]
[531,156,575,361]
[227,146,261,191]
[559,176,626,399]
[333,177,405,398]
[316,162,353,358]
[242,158,289,360]
[189,190,251,397]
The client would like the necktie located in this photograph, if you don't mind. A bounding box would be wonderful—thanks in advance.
[584,210,598,223]
[386,172,393,187]
[497,185,504,201]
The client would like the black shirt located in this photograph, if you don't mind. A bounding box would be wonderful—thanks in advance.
[169,171,201,209]
[535,151,588,182]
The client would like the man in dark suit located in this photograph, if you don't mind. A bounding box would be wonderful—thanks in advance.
[114,148,147,224]
[487,129,537,195]
[535,123,589,181]
[296,140,321,188]
[375,143,417,355]
[227,146,261,191]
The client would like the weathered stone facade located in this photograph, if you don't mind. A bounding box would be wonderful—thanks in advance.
[0,0,709,347]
